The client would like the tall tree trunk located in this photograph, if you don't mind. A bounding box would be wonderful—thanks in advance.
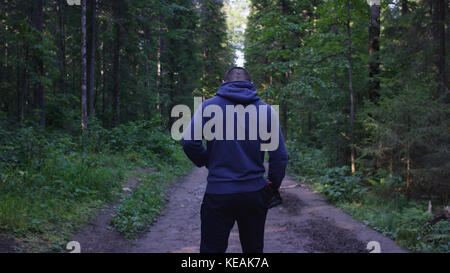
[17,44,24,125]
[112,0,122,125]
[369,1,381,102]
[281,100,288,139]
[401,0,408,15]
[156,13,167,127]
[31,0,45,128]
[144,26,151,93]
[3,10,9,102]
[81,0,88,132]
[281,71,289,140]
[280,0,290,140]
[24,45,30,123]
[346,0,356,174]
[432,0,447,101]
[156,15,163,117]
[87,0,97,116]
[57,0,67,93]
[405,115,411,200]
[3,19,7,72]
[101,40,106,117]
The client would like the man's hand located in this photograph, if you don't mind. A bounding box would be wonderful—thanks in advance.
[264,179,282,209]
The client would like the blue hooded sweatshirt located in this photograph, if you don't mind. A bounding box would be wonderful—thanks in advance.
[181,81,288,194]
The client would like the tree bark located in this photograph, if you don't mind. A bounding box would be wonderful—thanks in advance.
[405,115,411,200]
[280,0,290,140]
[369,2,381,102]
[112,0,122,125]
[432,0,447,101]
[17,44,24,125]
[101,40,106,117]
[281,100,288,139]
[57,0,67,93]
[346,0,356,174]
[401,0,408,15]
[31,0,45,128]
[87,0,97,116]
[81,0,88,132]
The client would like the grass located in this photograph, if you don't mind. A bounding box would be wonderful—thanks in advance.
[0,149,193,252]
[0,120,194,252]
[338,196,449,253]
[110,148,193,240]
[0,151,143,252]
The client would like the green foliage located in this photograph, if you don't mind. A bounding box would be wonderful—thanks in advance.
[0,125,75,170]
[111,148,192,239]
[314,166,367,203]
[247,0,449,201]
[198,0,235,98]
[360,84,450,201]
[0,120,192,251]
[108,120,177,160]
[0,0,232,252]
[286,141,329,179]
[417,220,450,253]
[0,148,127,250]
[249,0,449,253]
[341,199,449,253]
[366,169,404,198]
[287,140,448,252]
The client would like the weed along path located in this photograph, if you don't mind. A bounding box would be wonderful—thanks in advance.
[126,167,406,253]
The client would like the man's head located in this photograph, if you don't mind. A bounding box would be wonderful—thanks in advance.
[224,67,251,82]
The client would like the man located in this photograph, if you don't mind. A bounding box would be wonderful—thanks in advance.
[181,67,288,253]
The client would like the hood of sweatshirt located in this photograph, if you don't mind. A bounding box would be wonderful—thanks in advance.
[216,81,260,104]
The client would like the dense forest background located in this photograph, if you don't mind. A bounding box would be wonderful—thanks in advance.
[246,0,449,202]
[0,0,448,252]
[0,0,234,130]
[245,0,449,252]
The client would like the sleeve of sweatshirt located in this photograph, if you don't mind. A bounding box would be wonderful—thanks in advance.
[267,107,288,190]
[181,106,208,167]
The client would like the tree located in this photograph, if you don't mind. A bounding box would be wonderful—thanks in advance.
[81,0,88,132]
[31,0,45,127]
[87,0,98,116]
[112,0,123,125]
[346,0,356,174]
[199,0,234,98]
[56,0,67,93]
[432,0,447,101]
[368,0,380,102]
[401,0,408,14]
[0,0,224,131]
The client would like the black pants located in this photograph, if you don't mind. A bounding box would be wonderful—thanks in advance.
[200,188,268,253]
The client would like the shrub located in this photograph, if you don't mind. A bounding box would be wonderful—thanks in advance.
[314,166,367,203]
[109,120,177,161]
[286,141,329,179]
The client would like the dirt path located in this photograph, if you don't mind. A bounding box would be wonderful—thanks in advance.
[127,167,406,253]
[3,166,407,253]
[70,170,146,253]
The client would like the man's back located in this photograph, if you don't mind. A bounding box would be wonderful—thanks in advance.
[181,80,288,194]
